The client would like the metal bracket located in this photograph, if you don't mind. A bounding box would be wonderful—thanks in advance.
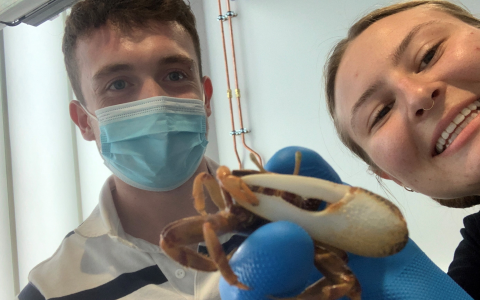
[230,128,250,136]
[226,11,238,18]
[218,11,237,22]
[217,15,228,21]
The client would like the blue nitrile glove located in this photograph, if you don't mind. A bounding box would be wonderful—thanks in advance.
[219,221,316,299]
[219,146,473,300]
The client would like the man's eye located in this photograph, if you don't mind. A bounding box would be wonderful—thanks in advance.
[418,43,441,72]
[167,71,186,81]
[109,80,127,90]
[371,102,394,128]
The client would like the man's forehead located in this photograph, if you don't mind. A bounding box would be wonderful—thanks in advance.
[75,21,195,71]
[77,20,188,49]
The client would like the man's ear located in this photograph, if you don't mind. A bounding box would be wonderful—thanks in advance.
[69,100,96,141]
[202,76,213,117]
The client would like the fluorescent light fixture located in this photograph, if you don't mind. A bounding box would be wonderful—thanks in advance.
[0,0,79,29]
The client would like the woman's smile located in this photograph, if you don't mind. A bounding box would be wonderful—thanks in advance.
[433,99,480,155]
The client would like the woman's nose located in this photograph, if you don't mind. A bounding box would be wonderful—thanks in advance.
[414,89,440,117]
[396,77,443,118]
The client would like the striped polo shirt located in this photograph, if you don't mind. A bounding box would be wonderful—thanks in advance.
[16,158,246,300]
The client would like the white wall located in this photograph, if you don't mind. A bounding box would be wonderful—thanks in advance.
[190,0,220,163]
[195,0,480,271]
[3,16,82,289]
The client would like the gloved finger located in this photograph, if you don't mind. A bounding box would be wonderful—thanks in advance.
[219,221,314,300]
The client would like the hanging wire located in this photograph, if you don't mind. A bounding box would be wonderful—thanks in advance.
[217,0,242,169]
[217,0,263,167]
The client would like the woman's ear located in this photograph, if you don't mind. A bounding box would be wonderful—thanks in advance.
[371,167,403,186]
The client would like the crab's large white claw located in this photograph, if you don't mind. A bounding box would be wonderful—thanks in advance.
[240,174,408,257]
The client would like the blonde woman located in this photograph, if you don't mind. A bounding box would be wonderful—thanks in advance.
[326,1,480,298]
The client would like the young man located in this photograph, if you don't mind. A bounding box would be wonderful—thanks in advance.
[16,0,239,299]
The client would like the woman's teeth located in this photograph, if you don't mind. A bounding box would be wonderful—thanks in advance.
[436,100,480,154]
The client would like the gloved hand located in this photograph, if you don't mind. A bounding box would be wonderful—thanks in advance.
[219,146,473,300]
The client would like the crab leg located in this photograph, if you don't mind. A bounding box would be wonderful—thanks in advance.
[160,216,221,272]
[239,174,408,257]
[193,172,226,216]
[307,246,361,300]
[293,152,302,176]
[203,222,249,290]
[272,246,360,300]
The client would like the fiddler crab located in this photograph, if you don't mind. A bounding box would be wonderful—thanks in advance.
[160,152,408,300]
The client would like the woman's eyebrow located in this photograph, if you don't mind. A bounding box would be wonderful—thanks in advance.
[351,81,382,131]
[392,20,439,66]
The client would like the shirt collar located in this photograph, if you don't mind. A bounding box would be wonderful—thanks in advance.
[75,176,163,252]
[75,176,122,238]
[75,157,223,251]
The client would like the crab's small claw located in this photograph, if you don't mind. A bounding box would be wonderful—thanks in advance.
[217,166,259,206]
[193,172,226,216]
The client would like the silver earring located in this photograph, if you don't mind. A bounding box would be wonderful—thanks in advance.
[404,186,414,192]
[422,99,435,111]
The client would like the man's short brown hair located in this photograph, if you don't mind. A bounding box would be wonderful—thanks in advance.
[62,0,202,104]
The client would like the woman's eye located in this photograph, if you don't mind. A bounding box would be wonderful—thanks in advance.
[418,43,440,72]
[108,80,127,90]
[167,71,186,81]
[371,102,394,128]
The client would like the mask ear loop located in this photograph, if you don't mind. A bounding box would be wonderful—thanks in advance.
[78,101,98,121]
[76,101,104,155]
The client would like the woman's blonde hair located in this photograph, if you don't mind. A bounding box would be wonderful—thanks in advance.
[325,0,480,172]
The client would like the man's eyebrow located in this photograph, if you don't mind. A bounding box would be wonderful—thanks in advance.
[350,81,382,130]
[92,55,198,83]
[92,64,134,82]
[159,55,197,72]
[392,20,439,66]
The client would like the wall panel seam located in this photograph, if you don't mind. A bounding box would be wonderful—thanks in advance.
[62,12,84,224]
[0,31,20,295]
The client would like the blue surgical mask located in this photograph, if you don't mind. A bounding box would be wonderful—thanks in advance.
[82,96,208,191]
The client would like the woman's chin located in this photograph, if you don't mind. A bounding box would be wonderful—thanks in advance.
[433,195,480,208]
